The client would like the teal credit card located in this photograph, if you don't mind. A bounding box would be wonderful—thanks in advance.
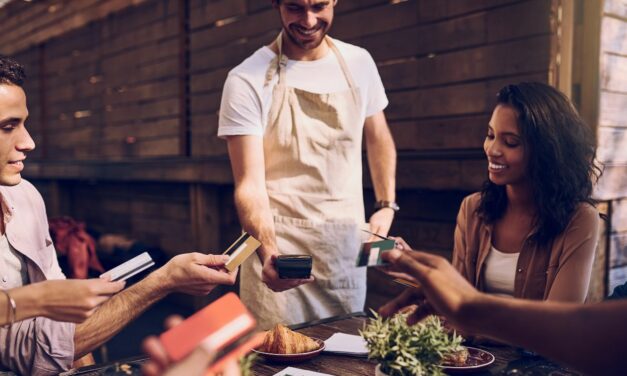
[356,239,396,267]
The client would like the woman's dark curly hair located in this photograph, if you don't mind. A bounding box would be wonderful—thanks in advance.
[477,82,602,245]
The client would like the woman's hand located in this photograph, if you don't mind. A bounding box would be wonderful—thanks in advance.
[380,249,483,331]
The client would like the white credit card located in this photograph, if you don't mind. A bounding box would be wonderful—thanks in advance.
[100,252,155,282]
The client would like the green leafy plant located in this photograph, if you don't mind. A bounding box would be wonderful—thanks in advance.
[360,312,463,376]
[238,353,257,376]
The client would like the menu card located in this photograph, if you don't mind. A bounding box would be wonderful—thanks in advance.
[322,333,368,357]
[273,367,334,376]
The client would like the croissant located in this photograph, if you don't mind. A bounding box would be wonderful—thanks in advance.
[259,324,320,354]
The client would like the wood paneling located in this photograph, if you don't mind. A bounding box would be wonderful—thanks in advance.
[597,127,627,163]
[0,0,152,55]
[605,0,627,18]
[35,0,182,161]
[610,233,627,268]
[596,164,627,200]
[597,0,627,292]
[587,201,609,302]
[599,91,627,128]
[609,264,627,295]
[611,198,627,233]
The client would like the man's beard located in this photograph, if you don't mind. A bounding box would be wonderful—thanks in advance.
[284,22,329,50]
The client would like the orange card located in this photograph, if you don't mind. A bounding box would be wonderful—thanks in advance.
[160,293,257,362]
[205,332,265,375]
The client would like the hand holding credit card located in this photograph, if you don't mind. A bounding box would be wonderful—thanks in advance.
[356,239,396,267]
[356,229,396,267]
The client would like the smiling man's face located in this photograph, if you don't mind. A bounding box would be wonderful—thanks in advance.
[276,0,336,51]
[0,83,35,186]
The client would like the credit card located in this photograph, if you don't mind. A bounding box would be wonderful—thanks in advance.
[356,239,396,267]
[222,232,261,272]
[393,278,421,289]
[100,252,155,282]
[160,293,258,363]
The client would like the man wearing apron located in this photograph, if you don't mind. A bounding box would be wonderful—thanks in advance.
[218,0,397,329]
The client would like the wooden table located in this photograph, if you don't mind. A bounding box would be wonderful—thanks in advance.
[253,312,584,376]
[253,313,375,376]
[64,312,583,375]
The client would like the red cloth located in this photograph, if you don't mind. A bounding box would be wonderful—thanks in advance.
[49,217,105,279]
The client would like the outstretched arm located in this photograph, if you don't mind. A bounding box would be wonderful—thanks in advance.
[381,249,626,375]
[74,253,236,357]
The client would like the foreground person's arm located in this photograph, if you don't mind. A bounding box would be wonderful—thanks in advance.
[466,294,624,375]
[381,249,625,376]
[0,279,124,375]
[73,253,236,358]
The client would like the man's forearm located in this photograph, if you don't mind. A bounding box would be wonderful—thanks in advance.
[234,185,278,260]
[368,144,396,201]
[73,271,168,358]
[464,296,625,375]
[365,120,396,202]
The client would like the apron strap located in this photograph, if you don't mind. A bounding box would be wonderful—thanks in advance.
[264,33,289,87]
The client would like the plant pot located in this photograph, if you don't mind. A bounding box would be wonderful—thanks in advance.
[375,364,390,376]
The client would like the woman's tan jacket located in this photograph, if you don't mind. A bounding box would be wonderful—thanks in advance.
[452,193,600,302]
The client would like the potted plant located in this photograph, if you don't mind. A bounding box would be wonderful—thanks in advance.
[360,313,464,376]
[239,353,257,376]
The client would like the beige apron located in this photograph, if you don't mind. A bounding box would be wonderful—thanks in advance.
[240,33,368,329]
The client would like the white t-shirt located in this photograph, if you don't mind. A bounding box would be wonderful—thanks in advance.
[484,245,520,297]
[218,37,388,137]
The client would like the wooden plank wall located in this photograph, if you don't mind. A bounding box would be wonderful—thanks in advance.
[42,0,182,160]
[598,0,627,294]
[0,0,561,308]
[0,0,151,56]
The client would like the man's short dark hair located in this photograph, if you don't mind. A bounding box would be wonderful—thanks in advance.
[0,55,26,87]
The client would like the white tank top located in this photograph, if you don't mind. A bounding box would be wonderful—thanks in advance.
[484,245,520,297]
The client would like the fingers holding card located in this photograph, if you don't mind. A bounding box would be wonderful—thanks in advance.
[222,232,261,272]
[355,239,395,267]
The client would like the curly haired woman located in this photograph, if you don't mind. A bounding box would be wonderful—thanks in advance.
[454,82,602,302]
